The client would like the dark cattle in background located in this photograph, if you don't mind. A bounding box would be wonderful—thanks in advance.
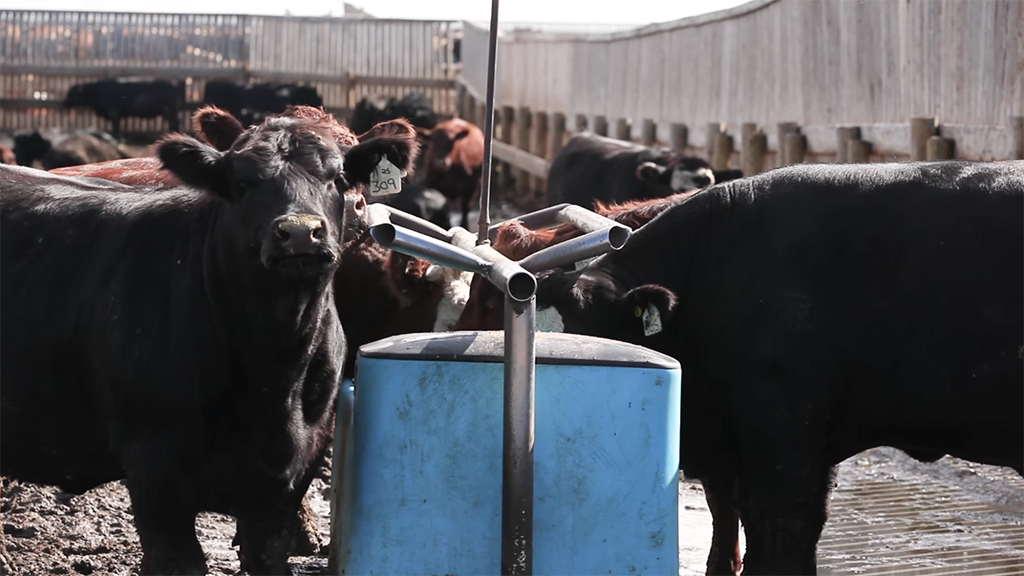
[375,180,452,229]
[532,161,1024,574]
[64,78,185,139]
[203,80,324,127]
[350,92,438,137]
[13,128,126,170]
[547,131,734,208]
[0,110,419,575]
[454,191,698,333]
[418,117,484,229]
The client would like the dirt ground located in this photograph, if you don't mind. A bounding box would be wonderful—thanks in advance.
[3,446,1021,576]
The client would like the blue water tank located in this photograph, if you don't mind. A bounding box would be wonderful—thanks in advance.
[332,331,681,576]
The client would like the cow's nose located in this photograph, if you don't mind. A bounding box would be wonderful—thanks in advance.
[271,214,327,255]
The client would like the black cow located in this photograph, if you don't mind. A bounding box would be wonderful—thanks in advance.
[0,110,418,575]
[203,80,324,127]
[65,78,185,139]
[13,128,126,170]
[547,131,740,208]
[375,180,452,229]
[350,92,438,137]
[534,161,1024,574]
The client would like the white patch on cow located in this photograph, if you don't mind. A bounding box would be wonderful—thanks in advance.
[429,265,474,332]
[369,157,402,196]
[670,166,715,192]
[536,307,565,333]
[642,303,663,336]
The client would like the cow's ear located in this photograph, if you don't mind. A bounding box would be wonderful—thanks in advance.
[453,129,470,142]
[192,106,245,151]
[636,161,667,184]
[157,134,229,195]
[345,119,421,186]
[619,284,677,337]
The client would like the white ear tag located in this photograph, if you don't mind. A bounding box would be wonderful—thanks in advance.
[642,303,663,336]
[368,157,402,197]
[536,307,565,333]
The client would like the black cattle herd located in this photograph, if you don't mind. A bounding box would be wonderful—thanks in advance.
[0,74,1021,576]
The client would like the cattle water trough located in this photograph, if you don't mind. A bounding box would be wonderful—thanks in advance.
[327,2,681,574]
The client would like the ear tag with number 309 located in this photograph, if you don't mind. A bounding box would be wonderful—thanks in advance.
[642,303,662,336]
[368,157,402,197]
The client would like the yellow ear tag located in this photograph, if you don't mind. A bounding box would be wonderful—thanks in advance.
[634,305,643,318]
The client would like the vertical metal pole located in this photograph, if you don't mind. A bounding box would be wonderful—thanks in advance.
[502,295,535,576]
[477,0,500,245]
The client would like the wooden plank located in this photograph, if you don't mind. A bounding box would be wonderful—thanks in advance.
[492,140,550,179]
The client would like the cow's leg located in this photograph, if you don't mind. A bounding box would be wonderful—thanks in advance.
[460,193,471,229]
[123,440,207,575]
[110,116,121,140]
[235,506,294,576]
[703,474,743,576]
[168,108,180,133]
[739,462,835,575]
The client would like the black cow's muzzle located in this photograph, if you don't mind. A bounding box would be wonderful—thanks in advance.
[262,214,338,276]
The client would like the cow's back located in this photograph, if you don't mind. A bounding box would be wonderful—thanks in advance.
[665,161,1023,472]
[0,167,217,491]
[547,133,668,207]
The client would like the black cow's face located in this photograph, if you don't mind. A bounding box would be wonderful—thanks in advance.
[158,116,348,282]
[158,112,419,282]
[534,266,678,346]
[420,126,469,173]
[64,85,86,109]
[636,157,715,192]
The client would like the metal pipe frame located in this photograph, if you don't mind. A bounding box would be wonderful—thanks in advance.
[476,0,501,245]
[502,295,535,576]
[488,202,632,240]
[369,205,537,303]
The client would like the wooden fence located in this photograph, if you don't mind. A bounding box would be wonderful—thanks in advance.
[0,10,461,136]
[456,0,1024,203]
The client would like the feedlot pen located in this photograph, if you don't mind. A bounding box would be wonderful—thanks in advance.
[3,447,1021,575]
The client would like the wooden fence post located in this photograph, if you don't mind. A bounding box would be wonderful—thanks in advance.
[777,122,800,165]
[706,122,723,159]
[454,82,466,119]
[549,112,567,160]
[784,132,807,165]
[926,136,954,160]
[516,106,533,197]
[670,123,688,154]
[641,119,657,147]
[614,118,631,141]
[836,126,861,163]
[911,116,938,161]
[498,106,515,192]
[712,132,734,171]
[463,92,476,122]
[847,139,872,163]
[741,123,767,176]
[1012,116,1024,159]
[593,115,609,137]
[575,113,588,132]
[531,111,549,192]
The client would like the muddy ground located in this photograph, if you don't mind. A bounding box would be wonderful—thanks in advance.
[3,446,1021,576]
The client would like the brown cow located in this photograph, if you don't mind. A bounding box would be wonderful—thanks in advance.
[418,117,484,229]
[453,191,701,332]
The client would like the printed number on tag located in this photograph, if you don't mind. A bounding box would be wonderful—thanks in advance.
[642,304,663,336]
[369,157,402,196]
